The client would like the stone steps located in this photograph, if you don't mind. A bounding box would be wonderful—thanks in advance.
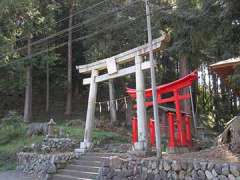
[51,152,117,180]
[67,165,100,173]
[72,160,102,167]
[58,169,98,179]
[51,174,94,180]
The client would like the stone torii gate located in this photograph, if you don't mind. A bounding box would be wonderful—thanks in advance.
[75,34,166,153]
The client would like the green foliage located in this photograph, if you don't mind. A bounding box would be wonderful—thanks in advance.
[0,136,43,171]
[0,111,26,145]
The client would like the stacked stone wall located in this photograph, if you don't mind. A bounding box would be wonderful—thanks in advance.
[98,156,240,180]
[17,137,77,180]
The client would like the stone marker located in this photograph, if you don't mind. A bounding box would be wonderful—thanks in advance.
[48,119,56,138]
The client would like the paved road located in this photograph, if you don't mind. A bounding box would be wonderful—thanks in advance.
[0,171,36,180]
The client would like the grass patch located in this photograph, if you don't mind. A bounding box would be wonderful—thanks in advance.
[0,135,44,171]
[61,125,128,144]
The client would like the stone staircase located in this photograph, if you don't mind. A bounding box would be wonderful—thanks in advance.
[51,152,118,180]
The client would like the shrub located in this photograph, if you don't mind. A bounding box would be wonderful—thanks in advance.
[0,111,26,145]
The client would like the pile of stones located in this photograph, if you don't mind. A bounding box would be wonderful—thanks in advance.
[34,137,76,153]
[98,156,240,180]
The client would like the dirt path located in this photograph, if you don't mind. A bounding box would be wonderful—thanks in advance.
[0,171,36,180]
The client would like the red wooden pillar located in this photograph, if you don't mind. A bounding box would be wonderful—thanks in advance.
[132,116,138,144]
[167,112,175,149]
[181,114,187,147]
[149,118,155,146]
[174,89,184,146]
[185,115,192,147]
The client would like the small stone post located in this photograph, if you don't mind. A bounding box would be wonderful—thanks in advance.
[48,119,56,138]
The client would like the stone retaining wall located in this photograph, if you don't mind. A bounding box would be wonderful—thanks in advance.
[98,156,240,180]
[17,152,75,180]
[17,138,76,180]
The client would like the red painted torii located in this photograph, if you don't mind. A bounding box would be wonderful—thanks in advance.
[126,71,198,149]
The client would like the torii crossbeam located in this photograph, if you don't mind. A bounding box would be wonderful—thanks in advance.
[75,34,166,153]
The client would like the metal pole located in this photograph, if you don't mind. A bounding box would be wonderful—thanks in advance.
[189,87,197,130]
[145,0,162,158]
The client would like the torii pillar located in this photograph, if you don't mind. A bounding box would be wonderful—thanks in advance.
[134,55,148,151]
[75,69,98,153]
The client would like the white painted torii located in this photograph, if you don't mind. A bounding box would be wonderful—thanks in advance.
[75,34,166,153]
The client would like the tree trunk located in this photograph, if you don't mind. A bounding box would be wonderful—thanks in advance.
[65,1,73,117]
[179,55,190,114]
[24,35,33,123]
[109,79,117,126]
[46,60,50,113]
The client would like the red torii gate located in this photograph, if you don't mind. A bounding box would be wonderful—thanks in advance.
[126,71,198,151]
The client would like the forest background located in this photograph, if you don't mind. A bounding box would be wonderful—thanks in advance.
[0,0,239,132]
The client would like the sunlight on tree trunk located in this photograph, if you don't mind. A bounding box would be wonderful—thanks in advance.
[24,35,33,123]
[65,0,74,117]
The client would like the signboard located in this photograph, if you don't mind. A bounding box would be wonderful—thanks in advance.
[106,57,118,75]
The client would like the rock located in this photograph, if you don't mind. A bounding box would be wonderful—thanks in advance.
[142,167,148,174]
[172,171,178,180]
[222,163,229,175]
[159,170,167,179]
[215,164,222,174]
[199,162,207,171]
[110,157,122,169]
[159,160,163,170]
[181,161,187,170]
[236,176,240,180]
[46,163,56,174]
[230,165,240,177]
[198,170,205,180]
[218,175,228,180]
[152,161,158,169]
[193,161,201,170]
[212,169,218,177]
[185,176,192,180]
[167,170,173,179]
[207,162,215,170]
[153,174,161,180]
[163,160,171,171]
[101,167,110,176]
[228,174,236,180]
[192,170,199,179]
[179,170,186,180]
[187,162,193,172]
[172,160,181,171]
[102,160,110,167]
[153,169,159,175]
[205,170,213,180]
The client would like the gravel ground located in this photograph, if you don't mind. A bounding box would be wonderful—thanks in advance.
[0,171,36,180]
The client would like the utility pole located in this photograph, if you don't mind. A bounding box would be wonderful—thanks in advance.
[144,0,162,158]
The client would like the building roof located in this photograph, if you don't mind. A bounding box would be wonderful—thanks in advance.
[210,57,240,78]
